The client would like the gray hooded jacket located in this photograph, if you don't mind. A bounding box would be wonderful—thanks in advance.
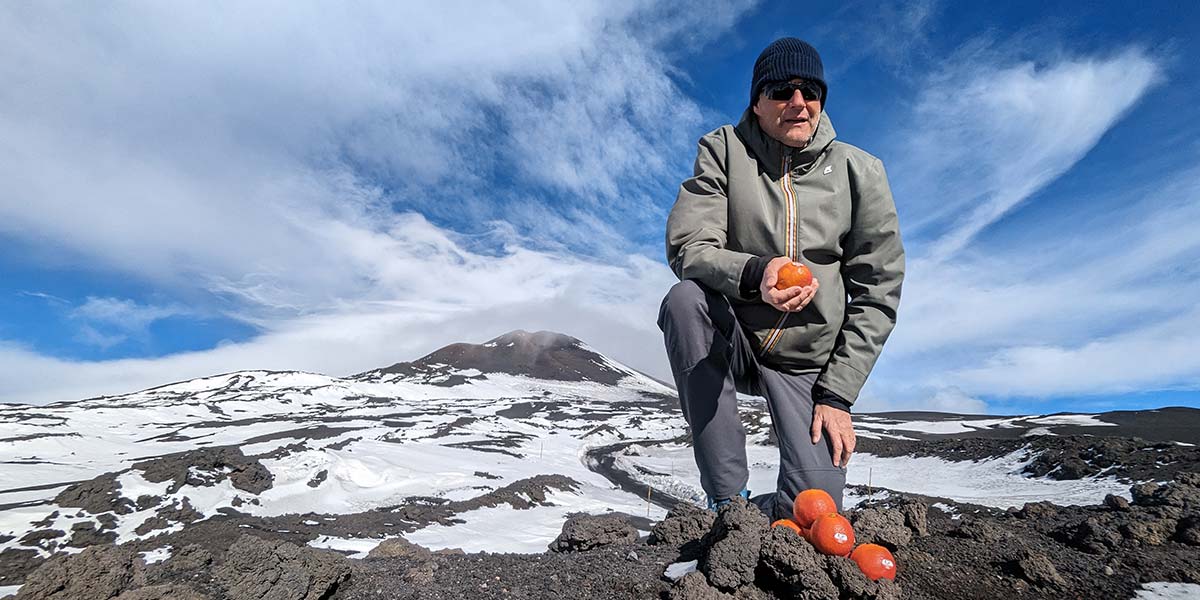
[665,109,905,405]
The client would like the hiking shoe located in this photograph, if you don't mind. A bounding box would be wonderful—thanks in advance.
[706,488,750,511]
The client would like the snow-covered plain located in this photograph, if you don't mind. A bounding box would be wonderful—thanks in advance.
[618,442,1132,510]
[1,365,678,559]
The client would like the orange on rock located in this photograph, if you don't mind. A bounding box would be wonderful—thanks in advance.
[809,512,856,556]
[792,488,837,528]
[771,519,803,535]
[774,262,813,290]
[850,543,897,581]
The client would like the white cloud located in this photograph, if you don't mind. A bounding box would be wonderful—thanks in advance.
[948,305,1200,397]
[71,297,183,328]
[0,1,750,312]
[896,47,1162,262]
[875,162,1200,404]
[0,1,758,403]
[74,326,128,351]
[65,297,187,349]
[0,216,679,405]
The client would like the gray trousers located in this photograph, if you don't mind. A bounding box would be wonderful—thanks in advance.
[657,280,846,520]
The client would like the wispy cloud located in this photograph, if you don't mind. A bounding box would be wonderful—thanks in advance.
[17,291,71,306]
[868,158,1200,410]
[896,46,1162,262]
[815,0,942,71]
[66,297,187,349]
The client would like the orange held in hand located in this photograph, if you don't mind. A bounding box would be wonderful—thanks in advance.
[850,543,897,581]
[771,519,803,535]
[774,262,813,290]
[809,513,856,556]
[792,488,837,528]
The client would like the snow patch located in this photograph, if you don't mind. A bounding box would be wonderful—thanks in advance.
[140,545,172,564]
[403,489,664,553]
[930,502,958,515]
[1022,427,1055,437]
[855,418,1012,435]
[308,534,381,559]
[1134,582,1200,599]
[1026,414,1116,427]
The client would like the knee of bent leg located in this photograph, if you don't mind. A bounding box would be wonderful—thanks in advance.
[659,280,709,328]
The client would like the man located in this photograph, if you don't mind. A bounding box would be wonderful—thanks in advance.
[658,37,904,519]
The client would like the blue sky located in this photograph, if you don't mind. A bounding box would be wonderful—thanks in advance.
[1,0,1198,414]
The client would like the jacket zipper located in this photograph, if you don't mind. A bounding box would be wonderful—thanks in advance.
[759,152,796,356]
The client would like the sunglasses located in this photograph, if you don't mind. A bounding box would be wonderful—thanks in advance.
[763,80,822,102]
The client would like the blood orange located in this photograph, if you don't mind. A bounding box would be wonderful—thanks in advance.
[792,488,837,528]
[808,513,855,556]
[771,519,803,535]
[774,262,813,290]
[850,543,897,581]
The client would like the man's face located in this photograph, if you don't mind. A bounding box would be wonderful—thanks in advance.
[753,78,822,148]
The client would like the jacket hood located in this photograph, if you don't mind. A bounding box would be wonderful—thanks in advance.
[734,108,837,178]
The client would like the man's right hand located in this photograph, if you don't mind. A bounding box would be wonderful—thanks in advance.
[760,256,820,312]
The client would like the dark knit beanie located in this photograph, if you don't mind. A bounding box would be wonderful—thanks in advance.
[750,37,826,107]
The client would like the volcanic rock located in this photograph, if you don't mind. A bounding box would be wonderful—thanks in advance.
[950,517,1005,543]
[1013,551,1066,588]
[757,527,838,599]
[898,500,929,537]
[134,446,273,495]
[699,498,768,591]
[134,518,169,536]
[1016,501,1058,520]
[825,555,880,599]
[650,502,716,561]
[1120,515,1178,546]
[851,508,912,550]
[113,584,210,600]
[1104,494,1131,511]
[213,534,350,600]
[14,545,143,600]
[668,571,736,600]
[66,521,117,548]
[17,529,63,548]
[1177,514,1200,545]
[367,537,434,561]
[1062,516,1124,554]
[549,513,639,552]
[150,544,213,579]
[53,474,134,516]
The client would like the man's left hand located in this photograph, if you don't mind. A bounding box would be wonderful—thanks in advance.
[811,404,855,468]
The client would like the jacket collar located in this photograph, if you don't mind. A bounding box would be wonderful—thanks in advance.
[734,108,837,177]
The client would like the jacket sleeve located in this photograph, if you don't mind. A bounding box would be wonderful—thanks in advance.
[666,131,758,301]
[816,157,905,404]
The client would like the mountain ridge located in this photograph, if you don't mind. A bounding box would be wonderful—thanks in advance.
[356,329,654,388]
